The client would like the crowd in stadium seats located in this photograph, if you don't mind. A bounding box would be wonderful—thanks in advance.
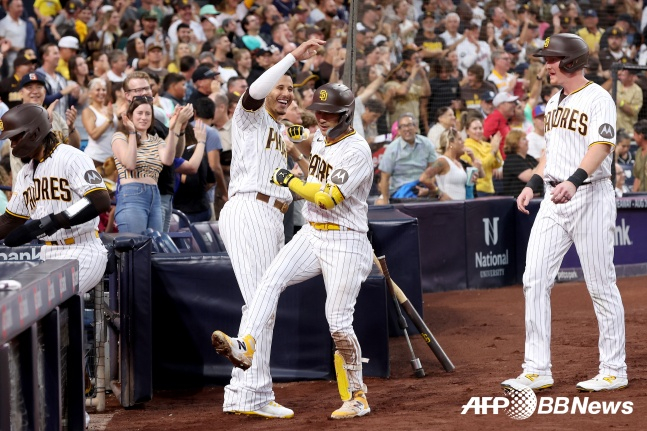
[1,0,647,227]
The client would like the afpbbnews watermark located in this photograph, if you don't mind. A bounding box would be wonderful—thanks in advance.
[462,386,633,420]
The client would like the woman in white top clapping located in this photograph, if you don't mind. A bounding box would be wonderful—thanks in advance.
[82,78,118,169]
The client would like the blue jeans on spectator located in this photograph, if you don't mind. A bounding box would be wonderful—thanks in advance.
[160,193,173,232]
[115,183,163,234]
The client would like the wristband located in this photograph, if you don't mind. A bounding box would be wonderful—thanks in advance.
[567,168,588,188]
[128,131,137,135]
[526,174,543,193]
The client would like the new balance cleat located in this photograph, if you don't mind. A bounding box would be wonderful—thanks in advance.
[211,331,255,370]
[576,374,628,392]
[331,390,370,419]
[229,401,294,419]
[501,373,554,391]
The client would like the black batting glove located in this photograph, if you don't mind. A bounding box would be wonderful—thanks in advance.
[270,168,295,187]
[4,215,61,247]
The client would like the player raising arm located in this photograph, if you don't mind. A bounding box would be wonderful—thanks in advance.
[211,38,324,420]
[0,103,111,294]
[213,83,375,419]
[503,34,627,393]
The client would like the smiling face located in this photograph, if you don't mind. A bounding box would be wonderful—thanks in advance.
[131,103,153,132]
[397,115,417,142]
[266,75,294,118]
[89,80,107,103]
[20,82,46,105]
[466,118,484,141]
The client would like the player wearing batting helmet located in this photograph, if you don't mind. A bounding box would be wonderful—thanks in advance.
[213,81,376,419]
[502,33,627,393]
[0,103,111,295]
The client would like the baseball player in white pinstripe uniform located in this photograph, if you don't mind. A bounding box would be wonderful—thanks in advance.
[213,82,375,419]
[212,39,324,419]
[502,34,627,392]
[0,104,110,294]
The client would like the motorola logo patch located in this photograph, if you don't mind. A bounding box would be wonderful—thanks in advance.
[84,170,103,184]
[599,123,615,139]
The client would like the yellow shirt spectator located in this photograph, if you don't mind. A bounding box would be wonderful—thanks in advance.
[461,136,503,195]
[34,0,62,18]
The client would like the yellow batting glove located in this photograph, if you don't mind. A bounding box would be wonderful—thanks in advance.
[287,125,310,143]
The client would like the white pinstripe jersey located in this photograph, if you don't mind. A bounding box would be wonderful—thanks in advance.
[543,81,616,183]
[6,144,107,241]
[228,98,292,203]
[303,130,373,233]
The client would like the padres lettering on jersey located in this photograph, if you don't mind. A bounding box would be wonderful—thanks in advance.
[228,100,292,202]
[543,81,616,183]
[544,107,588,135]
[304,131,373,233]
[309,154,333,183]
[264,126,287,158]
[22,177,72,211]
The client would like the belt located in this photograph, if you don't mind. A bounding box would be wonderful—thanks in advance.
[548,181,592,188]
[309,222,354,231]
[45,230,99,246]
[256,192,289,214]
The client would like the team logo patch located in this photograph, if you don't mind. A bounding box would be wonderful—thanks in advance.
[84,170,103,184]
[544,37,550,48]
[0,120,3,132]
[599,123,615,139]
[330,169,349,185]
[319,90,328,101]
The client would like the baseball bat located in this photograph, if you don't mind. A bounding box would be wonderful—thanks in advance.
[373,253,455,372]
[377,256,425,378]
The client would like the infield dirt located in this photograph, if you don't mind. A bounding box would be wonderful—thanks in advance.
[101,276,647,431]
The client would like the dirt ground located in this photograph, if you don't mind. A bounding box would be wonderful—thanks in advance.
[99,276,647,431]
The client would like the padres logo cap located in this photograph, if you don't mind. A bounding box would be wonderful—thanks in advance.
[18,72,47,90]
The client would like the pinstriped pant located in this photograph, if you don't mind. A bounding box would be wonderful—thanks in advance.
[219,194,285,412]
[522,181,627,378]
[42,235,108,294]
[244,224,373,393]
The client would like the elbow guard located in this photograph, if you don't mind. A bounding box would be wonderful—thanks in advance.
[314,184,345,210]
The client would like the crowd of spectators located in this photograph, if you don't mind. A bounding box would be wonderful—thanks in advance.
[1,0,647,228]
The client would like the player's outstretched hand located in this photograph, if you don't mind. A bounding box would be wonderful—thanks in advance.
[270,168,295,187]
[516,187,534,215]
[291,39,326,62]
[287,125,310,143]
[551,181,576,205]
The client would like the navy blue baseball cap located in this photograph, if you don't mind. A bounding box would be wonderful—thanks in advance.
[19,72,47,90]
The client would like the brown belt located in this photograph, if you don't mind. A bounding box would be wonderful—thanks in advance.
[256,192,289,214]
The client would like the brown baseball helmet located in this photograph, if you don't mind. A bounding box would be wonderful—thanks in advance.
[0,103,52,158]
[532,33,589,73]
[307,83,355,140]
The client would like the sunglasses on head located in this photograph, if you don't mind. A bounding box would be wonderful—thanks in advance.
[132,95,154,103]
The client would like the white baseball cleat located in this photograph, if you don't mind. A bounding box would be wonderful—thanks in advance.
[330,391,370,419]
[501,373,554,391]
[228,401,294,419]
[576,374,628,392]
[211,331,256,370]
